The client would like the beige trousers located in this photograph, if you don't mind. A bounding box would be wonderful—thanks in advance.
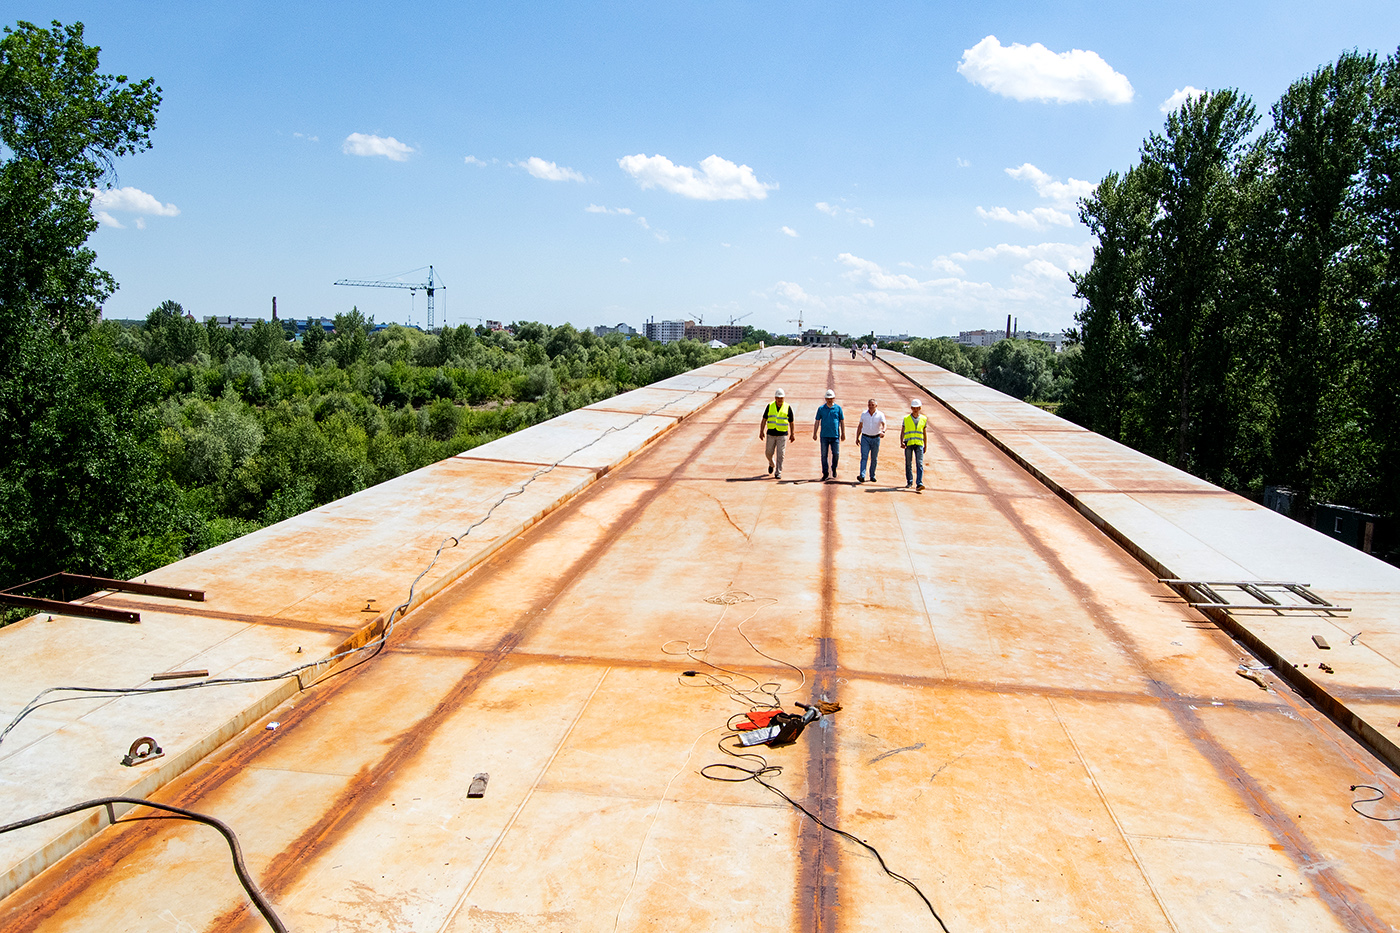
[764,433,788,473]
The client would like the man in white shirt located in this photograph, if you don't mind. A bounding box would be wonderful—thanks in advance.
[855,398,887,483]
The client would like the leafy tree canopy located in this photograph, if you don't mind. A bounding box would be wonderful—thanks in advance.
[0,20,160,334]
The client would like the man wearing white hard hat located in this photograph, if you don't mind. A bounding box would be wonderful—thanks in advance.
[759,387,796,479]
[812,388,846,481]
[901,398,928,491]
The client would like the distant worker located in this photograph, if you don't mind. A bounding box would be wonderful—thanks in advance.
[855,398,886,483]
[813,389,845,481]
[759,388,796,479]
[901,399,928,491]
[851,344,857,359]
[871,345,878,360]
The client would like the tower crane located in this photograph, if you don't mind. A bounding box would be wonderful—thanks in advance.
[334,265,445,329]
[728,312,753,326]
[786,311,805,331]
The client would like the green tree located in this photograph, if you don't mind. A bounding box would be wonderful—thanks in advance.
[331,307,369,366]
[0,329,178,584]
[906,337,978,378]
[1265,52,1379,503]
[142,299,208,366]
[1362,50,1400,532]
[983,339,1055,401]
[1066,167,1152,440]
[247,318,289,365]
[0,20,168,589]
[0,20,160,336]
[1138,89,1260,471]
[302,320,327,364]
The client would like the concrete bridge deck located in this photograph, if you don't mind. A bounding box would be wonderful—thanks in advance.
[1,347,1397,932]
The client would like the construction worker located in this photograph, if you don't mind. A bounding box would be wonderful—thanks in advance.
[759,388,796,479]
[901,399,928,491]
[813,389,845,481]
[855,398,886,483]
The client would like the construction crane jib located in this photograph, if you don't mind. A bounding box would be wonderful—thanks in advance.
[334,265,444,329]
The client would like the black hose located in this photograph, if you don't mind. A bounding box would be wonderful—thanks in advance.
[0,796,285,932]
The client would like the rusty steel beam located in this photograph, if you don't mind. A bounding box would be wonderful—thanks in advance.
[0,594,139,624]
[47,573,204,603]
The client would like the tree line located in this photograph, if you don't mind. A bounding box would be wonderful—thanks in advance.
[1062,49,1399,548]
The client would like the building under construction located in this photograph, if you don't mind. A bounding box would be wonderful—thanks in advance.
[0,348,1397,932]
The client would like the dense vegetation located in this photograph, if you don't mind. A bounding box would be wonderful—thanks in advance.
[1062,48,1400,545]
[0,20,743,595]
[4,305,743,590]
[903,337,1077,407]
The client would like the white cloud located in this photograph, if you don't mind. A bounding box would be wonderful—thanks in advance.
[293,132,319,143]
[947,240,1093,273]
[518,156,586,182]
[1004,163,1095,207]
[957,157,971,168]
[585,204,634,215]
[89,186,179,228]
[782,226,799,237]
[1160,86,1207,113]
[620,257,631,263]
[838,253,924,290]
[957,35,1134,104]
[1024,258,1067,278]
[976,205,1075,230]
[774,280,826,309]
[976,163,1092,230]
[618,153,775,200]
[464,155,488,166]
[814,200,874,227]
[342,132,415,161]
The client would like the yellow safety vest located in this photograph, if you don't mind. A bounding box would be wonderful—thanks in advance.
[901,414,927,446]
[766,401,794,433]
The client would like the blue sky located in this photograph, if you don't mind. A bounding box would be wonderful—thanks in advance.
[18,1,1400,337]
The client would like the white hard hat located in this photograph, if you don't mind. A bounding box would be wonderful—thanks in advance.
[910,398,922,407]
[774,388,785,397]
[824,389,836,399]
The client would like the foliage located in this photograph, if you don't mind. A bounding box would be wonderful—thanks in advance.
[0,20,160,337]
[3,309,743,590]
[1067,48,1400,550]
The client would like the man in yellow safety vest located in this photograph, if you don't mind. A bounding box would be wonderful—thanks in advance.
[759,388,797,479]
[901,399,928,492]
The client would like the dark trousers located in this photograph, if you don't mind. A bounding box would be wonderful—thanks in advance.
[820,437,840,476]
[905,444,924,486]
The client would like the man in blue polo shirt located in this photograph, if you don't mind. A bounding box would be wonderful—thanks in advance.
[811,388,845,481]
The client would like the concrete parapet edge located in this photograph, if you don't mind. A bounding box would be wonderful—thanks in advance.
[880,353,1400,778]
[0,346,795,900]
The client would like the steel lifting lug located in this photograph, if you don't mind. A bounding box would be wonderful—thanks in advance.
[121,736,164,767]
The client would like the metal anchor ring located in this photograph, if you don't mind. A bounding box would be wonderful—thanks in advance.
[120,736,164,767]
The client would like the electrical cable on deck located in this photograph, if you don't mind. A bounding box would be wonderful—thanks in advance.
[0,796,285,932]
[1349,785,1400,822]
[664,590,804,709]
[700,732,951,932]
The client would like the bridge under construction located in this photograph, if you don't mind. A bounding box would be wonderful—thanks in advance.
[1,347,1397,932]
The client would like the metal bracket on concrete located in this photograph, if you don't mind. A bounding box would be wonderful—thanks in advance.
[1159,579,1351,615]
[0,572,206,624]
[120,737,164,767]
